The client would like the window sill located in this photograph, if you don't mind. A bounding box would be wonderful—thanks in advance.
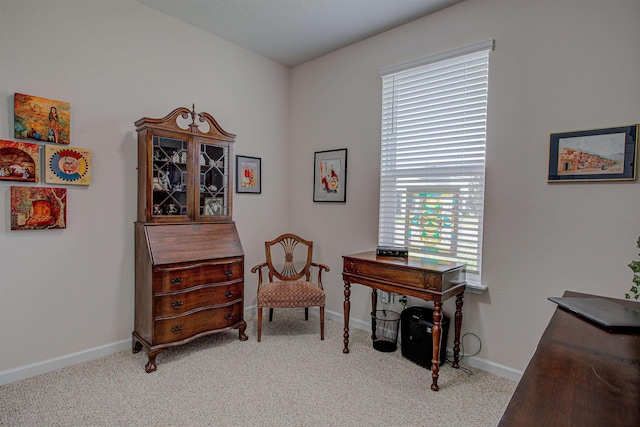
[465,281,487,294]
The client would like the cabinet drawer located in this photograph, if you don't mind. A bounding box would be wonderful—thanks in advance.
[153,260,243,292]
[154,282,243,317]
[153,302,243,344]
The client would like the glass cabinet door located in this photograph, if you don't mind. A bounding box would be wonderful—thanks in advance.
[198,142,228,217]
[151,136,189,217]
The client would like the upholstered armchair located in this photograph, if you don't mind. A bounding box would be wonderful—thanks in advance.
[251,233,330,342]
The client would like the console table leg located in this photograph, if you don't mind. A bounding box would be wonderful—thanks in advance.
[452,293,464,369]
[343,282,351,354]
[370,289,377,340]
[430,301,443,391]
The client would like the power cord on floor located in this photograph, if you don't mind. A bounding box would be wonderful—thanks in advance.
[445,332,481,376]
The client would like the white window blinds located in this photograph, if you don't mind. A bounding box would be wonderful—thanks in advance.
[378,40,493,286]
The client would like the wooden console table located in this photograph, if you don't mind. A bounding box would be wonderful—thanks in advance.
[342,251,466,391]
[498,291,640,426]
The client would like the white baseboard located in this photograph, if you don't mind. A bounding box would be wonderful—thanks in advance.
[458,354,522,382]
[324,307,523,382]
[1,306,522,386]
[0,339,130,386]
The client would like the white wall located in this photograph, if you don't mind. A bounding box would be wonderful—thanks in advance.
[290,0,640,375]
[0,0,290,377]
[2,0,639,384]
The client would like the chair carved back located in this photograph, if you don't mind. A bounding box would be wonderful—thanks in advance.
[265,233,313,282]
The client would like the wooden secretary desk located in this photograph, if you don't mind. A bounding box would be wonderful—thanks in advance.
[132,106,247,373]
[342,251,466,391]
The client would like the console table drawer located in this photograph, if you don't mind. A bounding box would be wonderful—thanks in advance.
[153,302,243,344]
[345,260,429,289]
[154,282,243,317]
[153,260,243,292]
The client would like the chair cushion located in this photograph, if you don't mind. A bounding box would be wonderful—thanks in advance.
[258,281,325,308]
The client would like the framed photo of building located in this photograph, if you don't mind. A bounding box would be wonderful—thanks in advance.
[548,125,638,182]
[314,148,347,202]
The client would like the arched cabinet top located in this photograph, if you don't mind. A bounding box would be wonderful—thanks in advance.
[135,105,236,143]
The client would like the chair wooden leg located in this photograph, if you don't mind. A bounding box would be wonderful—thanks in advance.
[269,308,274,322]
[257,308,263,342]
[320,307,325,340]
[305,307,309,321]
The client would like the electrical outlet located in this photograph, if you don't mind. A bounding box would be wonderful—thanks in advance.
[380,291,389,303]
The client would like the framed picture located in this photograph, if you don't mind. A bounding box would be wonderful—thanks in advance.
[236,155,261,194]
[45,145,92,185]
[204,197,224,215]
[314,148,347,202]
[548,125,638,182]
[14,93,70,144]
[0,139,40,182]
[10,186,67,230]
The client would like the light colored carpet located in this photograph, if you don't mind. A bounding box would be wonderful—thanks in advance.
[0,310,516,426]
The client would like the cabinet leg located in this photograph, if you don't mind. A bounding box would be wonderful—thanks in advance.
[145,350,162,373]
[237,321,248,341]
[132,337,143,354]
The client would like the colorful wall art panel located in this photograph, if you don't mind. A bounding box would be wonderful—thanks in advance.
[0,139,40,182]
[10,186,67,230]
[14,93,70,144]
[45,146,91,185]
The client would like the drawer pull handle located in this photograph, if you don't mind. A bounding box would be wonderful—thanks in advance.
[171,301,183,309]
[225,269,233,277]
[171,325,183,334]
[225,290,234,298]
[225,313,233,320]
[171,277,183,285]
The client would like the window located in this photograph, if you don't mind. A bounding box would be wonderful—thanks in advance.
[378,40,493,289]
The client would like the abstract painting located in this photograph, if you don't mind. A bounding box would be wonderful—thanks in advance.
[10,186,67,230]
[14,93,70,144]
[236,155,261,194]
[313,148,347,202]
[0,139,40,182]
[45,145,91,185]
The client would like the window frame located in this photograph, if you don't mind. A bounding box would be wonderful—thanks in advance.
[378,40,494,292]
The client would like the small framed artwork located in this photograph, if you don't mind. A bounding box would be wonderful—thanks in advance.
[45,145,92,185]
[0,140,40,182]
[204,197,224,215]
[314,148,347,202]
[236,155,261,194]
[14,93,70,144]
[10,186,67,230]
[548,125,638,182]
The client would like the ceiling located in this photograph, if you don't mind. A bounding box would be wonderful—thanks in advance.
[135,0,463,67]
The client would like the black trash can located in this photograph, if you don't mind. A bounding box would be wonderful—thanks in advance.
[371,310,401,352]
[401,306,450,367]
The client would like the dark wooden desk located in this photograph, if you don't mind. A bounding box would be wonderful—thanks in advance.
[498,291,640,426]
[342,251,466,391]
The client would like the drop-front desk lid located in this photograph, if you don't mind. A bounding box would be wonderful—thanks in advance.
[141,222,243,265]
